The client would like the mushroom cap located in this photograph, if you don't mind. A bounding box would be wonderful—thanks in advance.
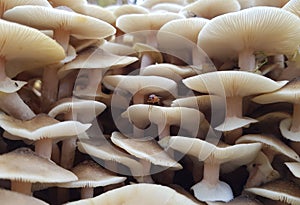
[48,97,106,123]
[180,0,241,19]
[0,19,65,78]
[280,117,300,142]
[3,5,116,39]
[122,104,205,135]
[254,0,290,7]
[58,47,138,78]
[64,183,200,205]
[0,147,78,183]
[77,138,144,176]
[49,0,87,8]
[206,195,263,205]
[72,4,116,25]
[139,0,186,8]
[141,63,197,82]
[157,18,209,47]
[0,188,49,205]
[0,78,27,93]
[57,160,126,188]
[282,0,300,17]
[197,7,300,62]
[103,75,177,97]
[252,77,300,104]
[236,134,300,162]
[285,162,300,178]
[100,40,137,56]
[166,136,262,164]
[113,4,149,18]
[116,13,183,33]
[133,43,163,63]
[183,71,287,97]
[0,0,51,15]
[111,131,182,169]
[0,113,91,141]
[245,180,300,205]
[151,3,184,13]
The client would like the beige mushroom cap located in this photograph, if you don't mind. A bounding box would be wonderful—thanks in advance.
[48,98,106,123]
[139,0,186,8]
[3,5,116,40]
[0,113,91,141]
[206,195,263,205]
[0,0,51,16]
[197,7,300,62]
[151,3,184,13]
[111,131,182,169]
[285,162,300,178]
[77,138,144,176]
[113,4,149,18]
[180,0,241,19]
[103,75,177,97]
[49,0,87,8]
[0,147,78,183]
[0,19,65,78]
[100,40,137,56]
[183,71,287,97]
[236,134,300,162]
[166,136,261,164]
[0,188,49,205]
[64,183,200,205]
[57,160,126,188]
[116,13,183,33]
[245,180,300,205]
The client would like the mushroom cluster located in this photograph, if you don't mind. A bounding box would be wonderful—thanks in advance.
[0,0,300,204]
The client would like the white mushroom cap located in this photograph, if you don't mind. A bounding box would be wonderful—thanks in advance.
[64,184,200,205]
[282,0,300,17]
[285,162,300,178]
[0,188,49,205]
[3,5,116,40]
[0,147,78,183]
[113,4,149,18]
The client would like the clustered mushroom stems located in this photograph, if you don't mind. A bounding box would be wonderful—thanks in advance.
[202,158,220,187]
[137,159,154,183]
[140,53,155,73]
[41,28,70,112]
[81,187,94,199]
[11,181,32,196]
[35,138,53,159]
[238,50,256,71]
[86,69,105,92]
[223,96,243,144]
[0,57,35,120]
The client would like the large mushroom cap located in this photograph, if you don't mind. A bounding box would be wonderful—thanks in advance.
[0,147,78,183]
[0,188,49,205]
[0,19,65,78]
[64,183,200,205]
[3,5,116,40]
[183,71,287,97]
[197,7,300,63]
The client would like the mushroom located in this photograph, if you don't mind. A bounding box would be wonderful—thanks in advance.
[56,160,126,199]
[111,131,182,183]
[151,3,183,13]
[0,112,91,159]
[64,184,200,205]
[163,136,262,202]
[282,0,300,17]
[3,5,116,111]
[113,4,149,18]
[139,0,186,9]
[48,97,106,169]
[0,147,77,195]
[197,7,300,72]
[245,180,300,205]
[180,0,241,19]
[0,19,65,120]
[206,195,263,205]
[285,162,300,179]
[0,188,49,205]
[183,70,287,144]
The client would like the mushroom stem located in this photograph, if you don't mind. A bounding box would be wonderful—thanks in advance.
[133,126,144,138]
[202,160,220,186]
[81,187,94,199]
[223,96,243,144]
[239,50,255,71]
[53,29,70,52]
[51,143,61,164]
[272,55,285,70]
[0,92,35,120]
[289,141,300,155]
[35,138,53,159]
[11,181,32,195]
[137,159,154,183]
[58,71,78,100]
[140,53,154,73]
[158,124,170,140]
[60,136,77,169]
[146,31,158,48]
[86,69,104,92]
[290,104,300,132]
[0,57,6,81]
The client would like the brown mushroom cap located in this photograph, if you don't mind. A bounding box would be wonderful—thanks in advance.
[57,160,126,188]
[180,0,241,19]
[0,188,49,205]
[0,147,78,183]
[64,184,200,205]
[3,5,116,40]
[111,131,182,169]
[245,180,300,205]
